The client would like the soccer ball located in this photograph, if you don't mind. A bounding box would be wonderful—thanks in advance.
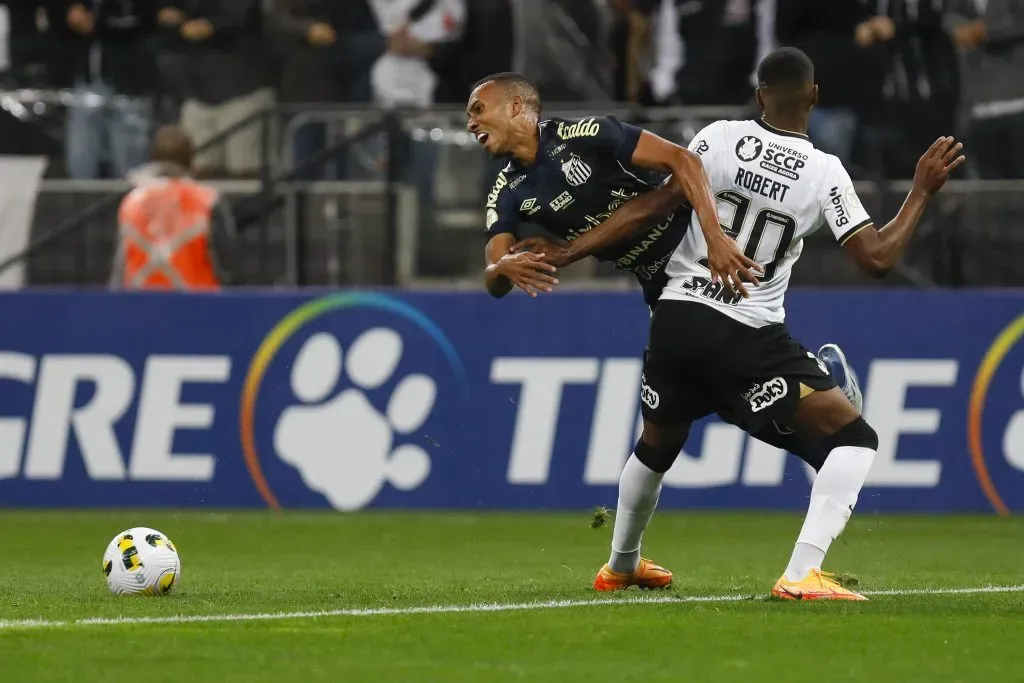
[102,527,181,596]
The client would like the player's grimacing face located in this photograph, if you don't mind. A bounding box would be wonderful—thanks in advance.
[466,83,512,157]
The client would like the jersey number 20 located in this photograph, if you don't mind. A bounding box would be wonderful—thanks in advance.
[697,190,796,283]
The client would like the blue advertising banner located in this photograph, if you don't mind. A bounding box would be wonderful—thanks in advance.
[0,289,1020,514]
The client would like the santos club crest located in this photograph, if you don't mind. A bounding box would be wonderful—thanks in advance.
[561,154,592,187]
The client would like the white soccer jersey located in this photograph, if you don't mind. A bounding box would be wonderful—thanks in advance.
[661,119,873,328]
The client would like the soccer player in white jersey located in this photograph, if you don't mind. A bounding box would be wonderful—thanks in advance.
[472,71,877,593]
[527,47,965,600]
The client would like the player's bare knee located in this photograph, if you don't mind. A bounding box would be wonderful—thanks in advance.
[793,387,862,437]
[821,416,878,453]
[636,421,690,473]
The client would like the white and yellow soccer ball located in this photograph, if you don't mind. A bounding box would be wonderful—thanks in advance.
[102,527,181,596]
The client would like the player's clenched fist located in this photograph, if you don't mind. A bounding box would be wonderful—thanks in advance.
[913,136,966,197]
[487,252,559,298]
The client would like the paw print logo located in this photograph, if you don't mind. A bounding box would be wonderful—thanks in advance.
[273,329,436,510]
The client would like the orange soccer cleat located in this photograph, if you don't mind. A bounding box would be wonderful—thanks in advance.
[771,569,868,601]
[592,558,673,591]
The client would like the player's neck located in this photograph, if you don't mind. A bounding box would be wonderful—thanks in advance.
[760,114,808,137]
[509,125,540,166]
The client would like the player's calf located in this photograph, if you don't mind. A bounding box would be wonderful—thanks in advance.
[777,391,878,598]
[597,422,688,589]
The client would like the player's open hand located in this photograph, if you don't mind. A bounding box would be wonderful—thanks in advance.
[510,237,575,267]
[705,233,762,299]
[493,252,559,298]
[914,136,966,197]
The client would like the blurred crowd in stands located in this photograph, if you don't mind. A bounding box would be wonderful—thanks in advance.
[0,0,1021,181]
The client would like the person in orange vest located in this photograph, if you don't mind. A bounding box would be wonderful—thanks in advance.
[110,125,234,290]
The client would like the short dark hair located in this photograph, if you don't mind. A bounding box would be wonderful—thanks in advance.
[756,47,814,89]
[470,72,542,115]
[150,124,194,169]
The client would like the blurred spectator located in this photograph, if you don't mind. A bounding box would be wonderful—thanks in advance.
[432,0,512,104]
[367,0,465,109]
[955,0,1024,178]
[608,0,634,101]
[869,0,963,179]
[157,0,273,178]
[775,0,889,165]
[435,0,513,204]
[272,0,382,178]
[752,0,778,86]
[356,0,467,178]
[273,0,382,106]
[53,0,159,179]
[627,0,758,105]
[329,0,466,281]
[0,5,10,73]
[111,124,233,289]
[0,3,64,161]
[510,0,611,101]
[274,0,346,107]
[1,1,55,85]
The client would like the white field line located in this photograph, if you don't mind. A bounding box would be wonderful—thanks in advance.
[1,584,1021,632]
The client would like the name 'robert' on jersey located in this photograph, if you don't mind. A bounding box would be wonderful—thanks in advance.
[483,115,689,281]
[661,119,872,327]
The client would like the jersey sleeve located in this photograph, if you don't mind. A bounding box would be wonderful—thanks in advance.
[560,116,644,166]
[484,170,519,239]
[819,157,873,245]
[685,120,729,187]
[686,120,727,160]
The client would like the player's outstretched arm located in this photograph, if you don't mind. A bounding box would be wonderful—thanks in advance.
[512,181,686,267]
[630,130,763,297]
[484,233,559,298]
[843,136,965,278]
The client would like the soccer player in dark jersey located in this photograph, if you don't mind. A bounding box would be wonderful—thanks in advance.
[469,72,762,307]
[467,72,869,593]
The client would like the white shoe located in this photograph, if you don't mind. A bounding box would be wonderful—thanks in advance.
[817,343,863,414]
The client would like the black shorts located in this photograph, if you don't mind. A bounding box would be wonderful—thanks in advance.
[640,300,836,432]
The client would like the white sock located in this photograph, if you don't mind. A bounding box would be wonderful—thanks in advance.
[784,446,876,581]
[608,454,664,574]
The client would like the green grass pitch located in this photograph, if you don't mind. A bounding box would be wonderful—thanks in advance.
[1,510,1022,682]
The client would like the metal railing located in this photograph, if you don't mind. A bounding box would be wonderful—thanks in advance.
[0,102,276,278]
[23,178,418,288]
[5,101,1024,289]
[18,177,1024,289]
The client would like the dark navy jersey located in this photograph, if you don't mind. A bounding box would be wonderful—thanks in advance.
[484,116,692,285]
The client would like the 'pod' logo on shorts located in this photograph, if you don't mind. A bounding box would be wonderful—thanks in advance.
[746,377,788,413]
[640,375,660,410]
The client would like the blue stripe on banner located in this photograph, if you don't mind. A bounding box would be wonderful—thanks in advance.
[0,288,1021,513]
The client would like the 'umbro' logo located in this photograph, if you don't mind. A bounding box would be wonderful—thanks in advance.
[520,198,541,216]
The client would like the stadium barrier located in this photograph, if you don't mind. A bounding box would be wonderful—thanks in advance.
[0,289,1021,514]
